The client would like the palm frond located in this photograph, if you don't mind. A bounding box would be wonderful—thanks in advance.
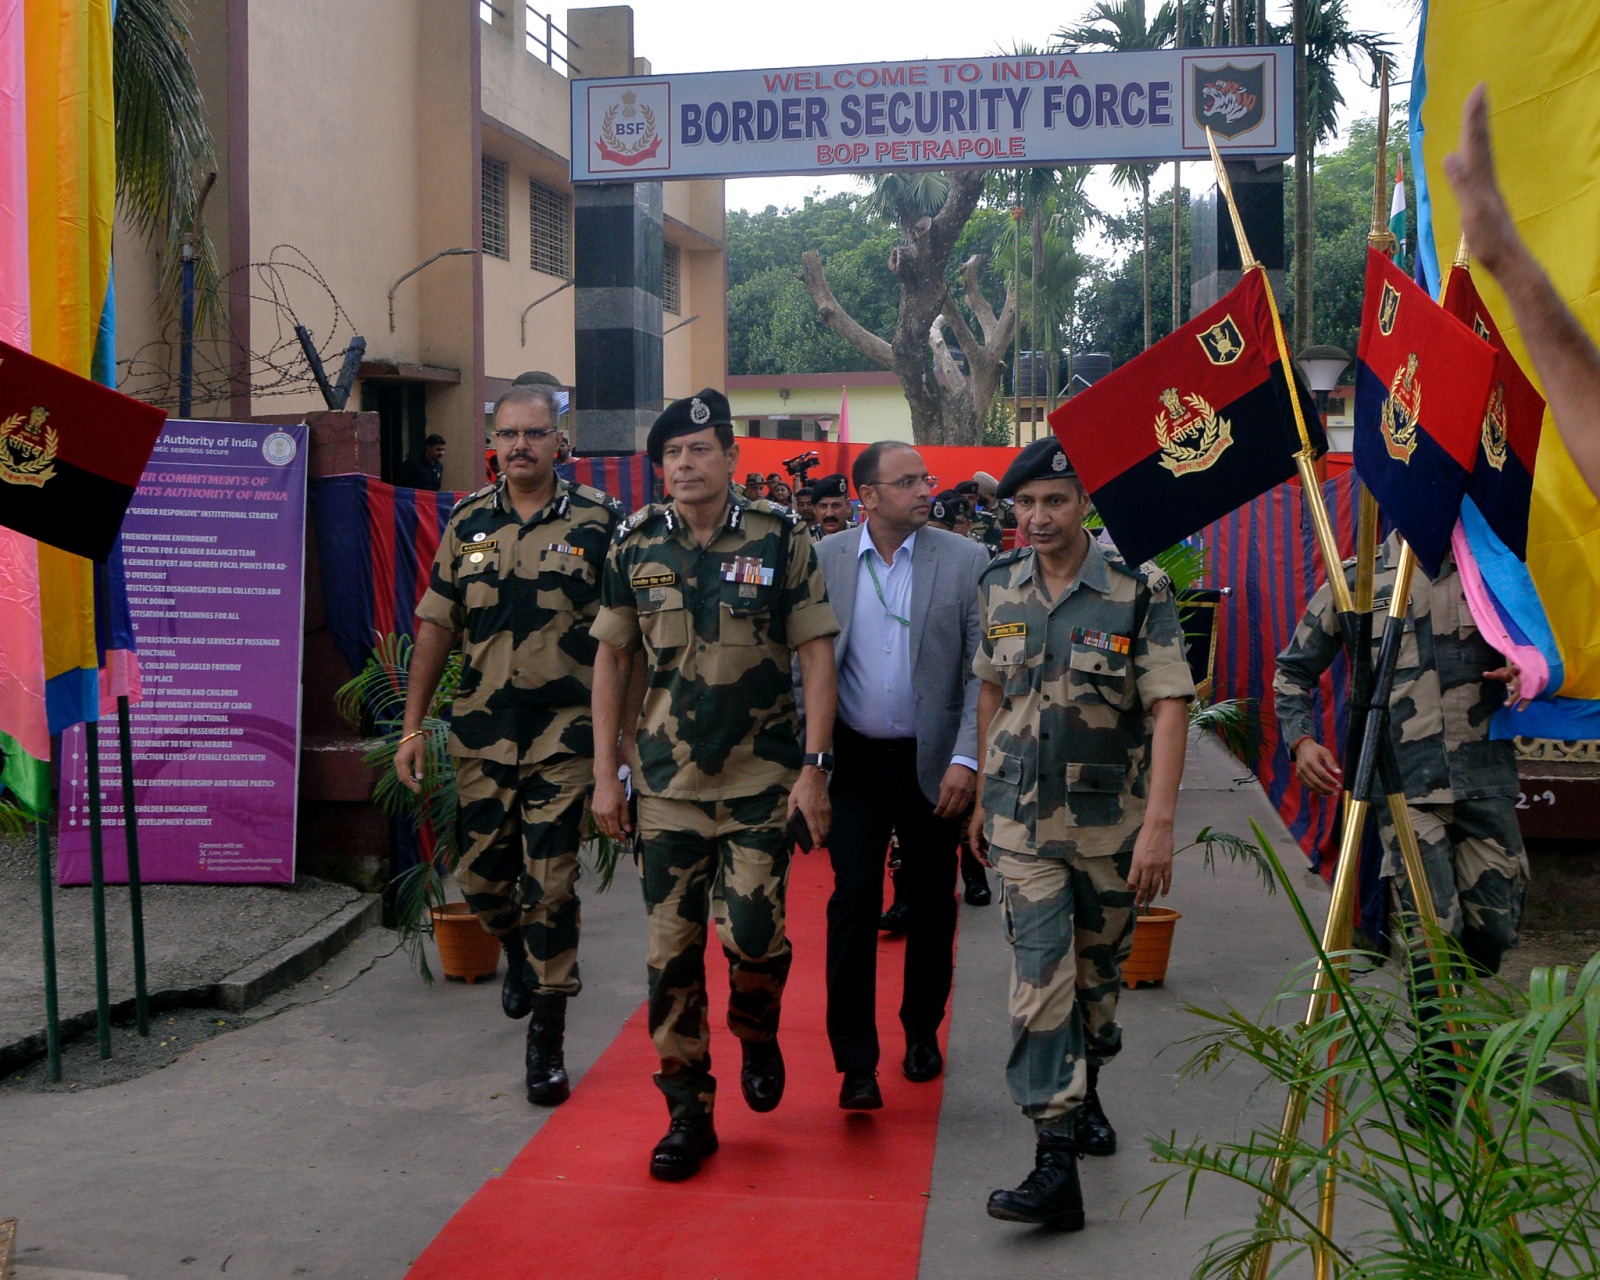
[1188,697,1265,768]
[113,0,221,328]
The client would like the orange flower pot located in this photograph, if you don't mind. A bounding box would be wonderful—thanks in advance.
[1123,906,1182,988]
[430,902,502,983]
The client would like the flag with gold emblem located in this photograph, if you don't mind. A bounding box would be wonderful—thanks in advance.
[1048,270,1325,568]
[0,339,166,562]
[1354,249,1496,576]
[1439,263,1544,560]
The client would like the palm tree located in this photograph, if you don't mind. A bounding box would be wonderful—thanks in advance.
[113,0,220,328]
[1057,1,1169,350]
[1291,0,1389,347]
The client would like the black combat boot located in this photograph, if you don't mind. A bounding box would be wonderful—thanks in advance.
[986,1130,1085,1230]
[959,840,992,906]
[1074,1064,1117,1156]
[499,933,534,1020]
[650,1114,719,1181]
[740,1038,786,1113]
[524,992,570,1106]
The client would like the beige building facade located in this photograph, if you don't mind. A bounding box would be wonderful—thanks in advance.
[113,2,728,493]
[726,371,911,444]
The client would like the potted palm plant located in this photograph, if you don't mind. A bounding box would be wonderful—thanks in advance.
[335,632,623,982]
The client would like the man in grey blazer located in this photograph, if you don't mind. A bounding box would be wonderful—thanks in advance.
[815,441,990,1110]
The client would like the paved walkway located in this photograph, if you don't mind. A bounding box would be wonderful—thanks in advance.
[0,737,1333,1279]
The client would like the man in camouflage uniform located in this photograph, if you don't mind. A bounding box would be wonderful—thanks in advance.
[1274,531,1527,976]
[969,436,1194,1230]
[591,388,839,1182]
[961,474,1006,555]
[398,382,620,1107]
[810,473,855,539]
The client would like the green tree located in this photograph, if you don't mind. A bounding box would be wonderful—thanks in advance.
[114,0,220,327]
[1057,0,1171,351]
[1079,186,1193,368]
[726,194,898,375]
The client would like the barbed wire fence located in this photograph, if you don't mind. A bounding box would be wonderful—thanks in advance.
[118,244,361,412]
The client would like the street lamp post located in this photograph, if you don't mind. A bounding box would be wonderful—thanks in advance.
[1295,343,1354,457]
[388,247,477,332]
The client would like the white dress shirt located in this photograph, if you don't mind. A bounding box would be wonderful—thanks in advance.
[837,524,976,772]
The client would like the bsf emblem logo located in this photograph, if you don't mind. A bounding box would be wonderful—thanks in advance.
[1155,387,1233,477]
[1378,282,1401,336]
[0,404,58,488]
[593,84,669,171]
[1192,62,1266,139]
[1381,353,1423,463]
[1197,315,1246,365]
[1482,381,1510,471]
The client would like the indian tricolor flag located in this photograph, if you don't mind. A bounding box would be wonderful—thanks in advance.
[1390,157,1407,271]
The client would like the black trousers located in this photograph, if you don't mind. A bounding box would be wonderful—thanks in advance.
[826,721,961,1074]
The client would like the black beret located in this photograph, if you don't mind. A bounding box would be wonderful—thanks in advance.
[996,436,1077,500]
[648,388,733,464]
[811,473,849,499]
[930,490,971,524]
[954,480,980,497]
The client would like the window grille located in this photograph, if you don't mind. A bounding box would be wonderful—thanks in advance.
[662,242,681,315]
[482,156,509,260]
[528,179,571,277]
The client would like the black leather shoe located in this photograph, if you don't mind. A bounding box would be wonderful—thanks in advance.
[902,1036,943,1083]
[649,1115,719,1182]
[960,845,992,906]
[524,993,570,1106]
[839,1070,883,1110]
[1074,1064,1116,1156]
[986,1131,1085,1230]
[500,933,534,1019]
[740,1038,785,1113]
[879,901,911,934]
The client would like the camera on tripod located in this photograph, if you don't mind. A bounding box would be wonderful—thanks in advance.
[783,450,821,487]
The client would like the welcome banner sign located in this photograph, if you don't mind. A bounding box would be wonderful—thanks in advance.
[571,46,1293,182]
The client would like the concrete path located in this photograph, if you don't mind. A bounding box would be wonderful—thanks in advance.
[0,737,1335,1279]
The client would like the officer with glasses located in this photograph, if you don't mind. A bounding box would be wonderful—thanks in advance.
[400,382,622,1108]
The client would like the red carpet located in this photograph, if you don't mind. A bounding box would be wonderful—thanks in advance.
[407,853,952,1280]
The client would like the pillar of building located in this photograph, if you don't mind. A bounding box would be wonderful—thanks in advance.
[1191,160,1286,315]
[569,7,663,455]
[573,182,664,453]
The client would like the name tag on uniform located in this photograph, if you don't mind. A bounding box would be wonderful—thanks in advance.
[987,622,1026,640]
[632,571,677,590]
[461,538,498,565]
[1071,627,1130,655]
[721,556,773,587]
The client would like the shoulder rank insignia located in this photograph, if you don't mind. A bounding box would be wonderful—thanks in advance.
[615,503,659,542]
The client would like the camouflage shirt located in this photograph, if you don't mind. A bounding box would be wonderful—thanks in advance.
[1274,532,1516,804]
[416,476,621,765]
[973,536,1196,858]
[970,509,1005,555]
[592,491,839,801]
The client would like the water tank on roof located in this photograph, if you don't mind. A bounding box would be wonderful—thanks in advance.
[1061,352,1113,397]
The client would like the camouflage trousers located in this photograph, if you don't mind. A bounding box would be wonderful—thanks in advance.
[453,753,592,996]
[994,842,1137,1131]
[1376,797,1528,975]
[637,787,792,1121]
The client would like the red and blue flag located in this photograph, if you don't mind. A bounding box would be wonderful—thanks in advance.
[1440,263,1544,560]
[1354,249,1496,577]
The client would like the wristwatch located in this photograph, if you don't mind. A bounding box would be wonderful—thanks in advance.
[800,751,835,774]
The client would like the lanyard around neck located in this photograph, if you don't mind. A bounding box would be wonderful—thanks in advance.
[865,551,910,627]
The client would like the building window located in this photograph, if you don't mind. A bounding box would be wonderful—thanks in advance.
[529,179,571,277]
[482,156,509,260]
[663,242,681,315]
[478,1,498,22]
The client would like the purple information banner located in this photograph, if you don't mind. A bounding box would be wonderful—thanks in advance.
[59,421,309,885]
